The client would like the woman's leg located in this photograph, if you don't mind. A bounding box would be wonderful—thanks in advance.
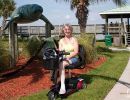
[59,60,69,94]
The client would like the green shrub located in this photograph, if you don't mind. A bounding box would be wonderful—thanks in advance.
[96,46,113,58]
[18,40,29,58]
[77,34,97,63]
[27,36,42,57]
[0,54,10,71]
[97,46,112,53]
[0,39,10,71]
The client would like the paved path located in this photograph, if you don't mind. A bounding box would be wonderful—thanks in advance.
[104,58,130,100]
[109,47,130,51]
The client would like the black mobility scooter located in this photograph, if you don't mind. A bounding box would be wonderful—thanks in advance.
[43,44,86,100]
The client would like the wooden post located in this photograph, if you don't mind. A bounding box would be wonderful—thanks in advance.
[38,27,40,36]
[9,22,15,67]
[105,17,108,34]
[127,18,129,32]
[14,23,18,61]
[45,23,51,38]
[93,24,96,47]
[123,22,127,46]
[120,16,123,46]
[28,26,30,37]
[8,22,18,67]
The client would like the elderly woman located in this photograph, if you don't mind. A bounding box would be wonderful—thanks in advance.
[58,24,79,94]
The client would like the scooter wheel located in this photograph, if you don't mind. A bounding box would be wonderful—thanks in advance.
[48,91,57,100]
[77,80,87,89]
[82,81,87,89]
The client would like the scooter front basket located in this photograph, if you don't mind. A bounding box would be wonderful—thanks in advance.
[43,48,58,70]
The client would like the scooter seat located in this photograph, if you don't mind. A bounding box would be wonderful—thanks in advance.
[65,61,84,69]
[65,44,86,69]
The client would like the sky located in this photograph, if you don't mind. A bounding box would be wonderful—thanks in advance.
[0,0,130,26]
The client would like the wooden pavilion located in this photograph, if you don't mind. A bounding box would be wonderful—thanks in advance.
[99,5,130,46]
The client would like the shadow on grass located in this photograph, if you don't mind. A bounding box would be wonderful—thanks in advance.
[80,74,130,88]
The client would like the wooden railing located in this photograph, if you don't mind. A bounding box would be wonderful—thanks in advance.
[1,24,130,37]
[16,24,105,37]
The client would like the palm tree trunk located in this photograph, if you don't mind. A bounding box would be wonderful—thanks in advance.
[76,0,88,35]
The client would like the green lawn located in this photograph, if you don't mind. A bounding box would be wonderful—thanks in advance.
[0,39,129,100]
[20,51,130,100]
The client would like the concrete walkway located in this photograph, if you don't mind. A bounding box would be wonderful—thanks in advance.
[109,47,130,51]
[104,58,130,100]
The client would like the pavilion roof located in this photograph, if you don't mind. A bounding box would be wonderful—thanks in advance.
[99,5,130,18]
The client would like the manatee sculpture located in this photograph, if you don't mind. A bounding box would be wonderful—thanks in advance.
[4,4,54,30]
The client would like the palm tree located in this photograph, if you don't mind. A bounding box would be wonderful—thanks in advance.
[0,0,16,31]
[56,0,126,33]
[69,0,88,33]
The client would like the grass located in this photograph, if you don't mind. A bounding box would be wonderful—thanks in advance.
[20,51,130,100]
[0,39,129,100]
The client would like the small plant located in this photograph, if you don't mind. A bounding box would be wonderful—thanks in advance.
[97,46,112,53]
[0,54,10,71]
[96,46,113,58]
[0,39,10,71]
[27,36,42,57]
[77,34,97,63]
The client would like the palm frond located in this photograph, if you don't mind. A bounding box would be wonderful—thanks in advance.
[0,0,16,17]
[70,0,89,10]
[88,0,126,6]
[112,0,126,6]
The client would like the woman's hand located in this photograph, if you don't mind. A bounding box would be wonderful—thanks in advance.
[66,57,70,61]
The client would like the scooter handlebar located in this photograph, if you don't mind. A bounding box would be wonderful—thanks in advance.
[58,50,70,56]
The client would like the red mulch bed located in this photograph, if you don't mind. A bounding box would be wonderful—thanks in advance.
[0,56,107,100]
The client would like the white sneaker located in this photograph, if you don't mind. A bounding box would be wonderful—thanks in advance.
[59,89,66,94]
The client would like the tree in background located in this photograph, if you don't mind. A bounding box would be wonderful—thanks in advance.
[71,0,88,33]
[56,0,126,34]
[0,0,16,31]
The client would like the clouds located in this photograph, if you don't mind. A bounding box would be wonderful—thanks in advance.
[65,15,71,19]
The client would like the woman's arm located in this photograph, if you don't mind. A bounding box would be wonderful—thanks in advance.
[58,39,63,51]
[67,37,79,59]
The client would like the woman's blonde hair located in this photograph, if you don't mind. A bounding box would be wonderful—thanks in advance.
[62,23,73,33]
[59,24,73,37]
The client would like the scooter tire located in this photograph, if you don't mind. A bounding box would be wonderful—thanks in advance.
[48,91,57,100]
[82,81,87,89]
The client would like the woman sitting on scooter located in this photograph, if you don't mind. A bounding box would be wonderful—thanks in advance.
[58,24,79,94]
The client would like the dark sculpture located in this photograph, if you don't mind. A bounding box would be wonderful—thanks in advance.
[4,4,54,30]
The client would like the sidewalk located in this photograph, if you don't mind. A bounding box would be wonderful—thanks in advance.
[109,47,130,51]
[104,58,130,100]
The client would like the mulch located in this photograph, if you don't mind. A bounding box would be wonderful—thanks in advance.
[0,56,107,100]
